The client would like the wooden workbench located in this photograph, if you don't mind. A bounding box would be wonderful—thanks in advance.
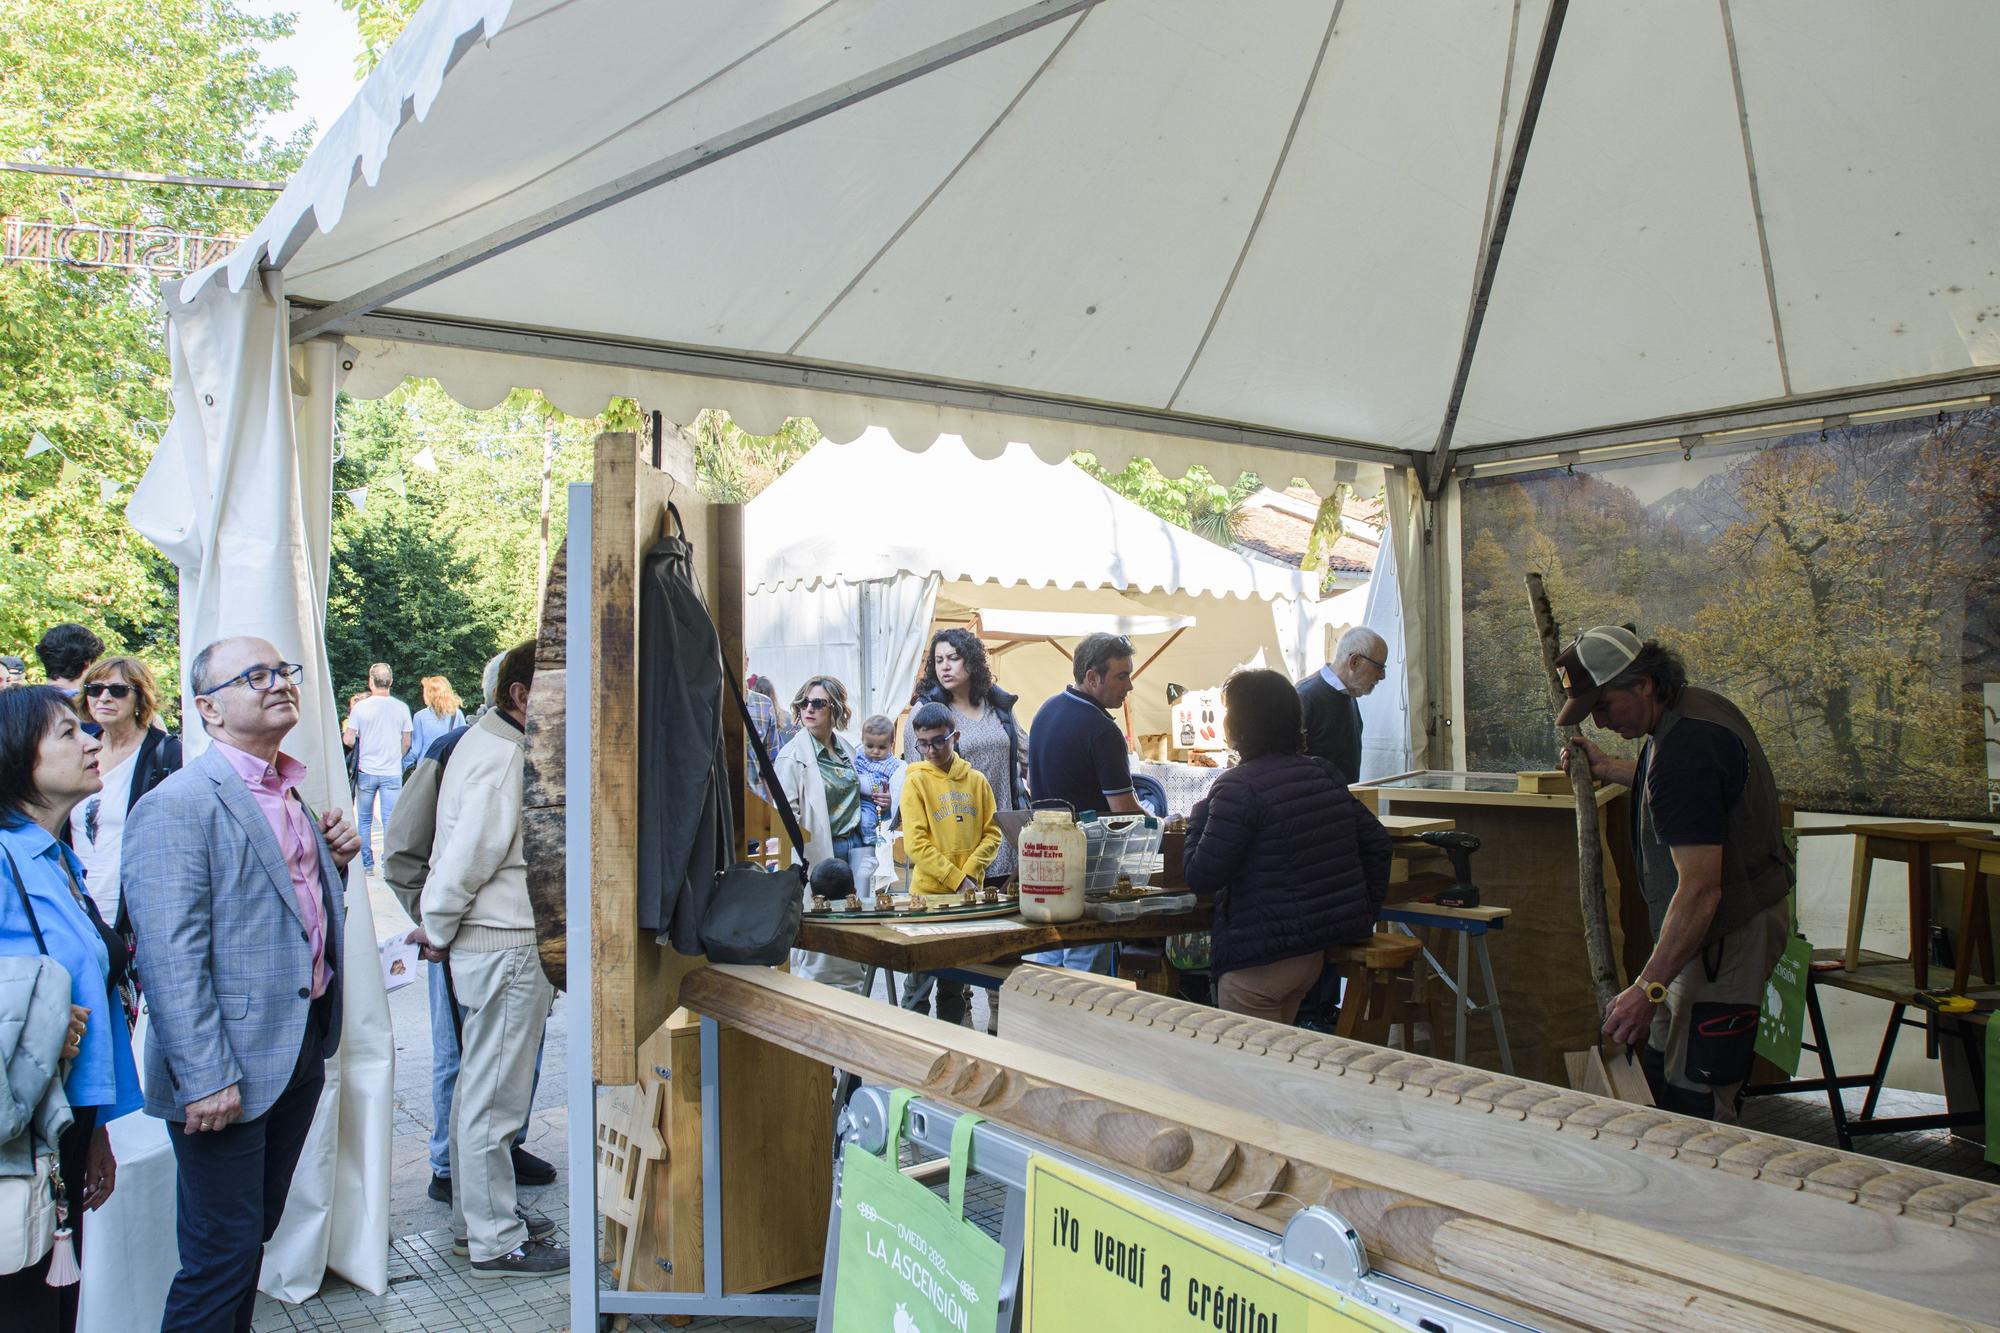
[793,907,1213,974]
[1354,770,1639,1084]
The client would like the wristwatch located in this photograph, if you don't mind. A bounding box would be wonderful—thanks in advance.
[1637,977,1669,1004]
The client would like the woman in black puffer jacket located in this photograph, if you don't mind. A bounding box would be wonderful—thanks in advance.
[1183,669,1390,1023]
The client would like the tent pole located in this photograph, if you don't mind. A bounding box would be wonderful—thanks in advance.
[291,0,1103,342]
[1421,0,1572,498]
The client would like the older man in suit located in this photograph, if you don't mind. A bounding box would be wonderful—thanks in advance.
[124,636,360,1333]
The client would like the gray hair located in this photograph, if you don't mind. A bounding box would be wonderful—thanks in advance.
[481,651,507,706]
[1335,625,1386,665]
[1604,640,1688,707]
[188,640,226,697]
[368,661,393,688]
[1071,633,1134,685]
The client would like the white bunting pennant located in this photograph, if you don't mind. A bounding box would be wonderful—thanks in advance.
[26,431,56,458]
[99,477,122,503]
[409,446,439,473]
[346,487,369,512]
[384,474,407,498]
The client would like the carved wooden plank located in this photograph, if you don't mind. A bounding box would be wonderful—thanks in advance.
[1001,966,1999,1325]
[523,535,569,989]
[680,965,1994,1333]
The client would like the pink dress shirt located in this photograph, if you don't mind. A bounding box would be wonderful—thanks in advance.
[212,740,331,998]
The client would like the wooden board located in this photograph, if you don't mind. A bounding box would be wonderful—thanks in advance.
[522,536,569,988]
[588,432,742,1084]
[1563,1045,1655,1106]
[792,907,1213,973]
[681,964,2000,1333]
[1515,769,1571,794]
[998,966,1997,1326]
[1377,813,1455,836]
[1356,777,1629,812]
[802,901,1023,924]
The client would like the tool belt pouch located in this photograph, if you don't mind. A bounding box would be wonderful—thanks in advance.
[1682,1000,1760,1088]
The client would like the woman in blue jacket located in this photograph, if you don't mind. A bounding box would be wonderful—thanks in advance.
[0,687,143,1329]
[1182,669,1391,1024]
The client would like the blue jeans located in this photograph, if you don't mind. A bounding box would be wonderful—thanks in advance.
[429,959,542,1177]
[355,771,402,869]
[1023,944,1115,974]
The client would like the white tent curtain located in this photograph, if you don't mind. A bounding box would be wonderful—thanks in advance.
[1378,469,1434,775]
[1355,504,1413,781]
[859,574,941,725]
[124,275,394,1301]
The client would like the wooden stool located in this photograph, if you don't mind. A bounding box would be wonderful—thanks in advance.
[1840,822,1981,987]
[1950,836,2000,995]
[1327,931,1426,1049]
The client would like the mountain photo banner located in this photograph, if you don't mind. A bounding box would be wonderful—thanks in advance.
[1460,408,2000,820]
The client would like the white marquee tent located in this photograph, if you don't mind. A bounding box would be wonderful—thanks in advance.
[745,428,1370,739]
[119,0,2000,1301]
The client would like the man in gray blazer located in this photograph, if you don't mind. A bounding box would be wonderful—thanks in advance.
[124,636,360,1333]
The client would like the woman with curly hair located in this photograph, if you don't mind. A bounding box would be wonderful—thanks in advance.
[905,628,1027,883]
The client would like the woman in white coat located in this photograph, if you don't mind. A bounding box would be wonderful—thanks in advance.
[775,675,871,994]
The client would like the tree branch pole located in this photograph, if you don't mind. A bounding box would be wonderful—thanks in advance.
[1524,573,1621,1018]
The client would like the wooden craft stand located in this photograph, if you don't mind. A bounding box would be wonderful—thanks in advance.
[1824,820,1986,987]
[559,436,830,1330]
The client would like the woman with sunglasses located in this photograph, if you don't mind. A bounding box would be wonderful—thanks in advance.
[68,658,181,942]
[0,686,143,1330]
[773,676,872,994]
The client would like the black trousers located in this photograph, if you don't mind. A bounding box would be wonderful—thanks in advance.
[160,997,330,1333]
[0,1104,97,1333]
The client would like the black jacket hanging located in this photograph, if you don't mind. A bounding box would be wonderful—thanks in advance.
[636,511,735,950]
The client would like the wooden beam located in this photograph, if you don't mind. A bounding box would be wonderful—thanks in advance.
[1128,625,1187,680]
[998,967,1998,1324]
[679,965,1997,1333]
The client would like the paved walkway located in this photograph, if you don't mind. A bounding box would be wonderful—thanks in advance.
[249,872,1988,1330]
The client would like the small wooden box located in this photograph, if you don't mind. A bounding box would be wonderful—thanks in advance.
[1516,769,1571,794]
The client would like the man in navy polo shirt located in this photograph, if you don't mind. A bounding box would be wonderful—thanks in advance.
[1025,632,1141,973]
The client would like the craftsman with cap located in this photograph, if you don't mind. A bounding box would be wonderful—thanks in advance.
[1558,625,1792,1121]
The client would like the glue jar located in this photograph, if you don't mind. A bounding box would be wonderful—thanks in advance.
[1017,806,1086,923]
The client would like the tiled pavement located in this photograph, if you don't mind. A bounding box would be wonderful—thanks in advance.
[251,872,1990,1330]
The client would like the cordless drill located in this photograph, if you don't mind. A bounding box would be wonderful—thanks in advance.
[1416,830,1483,908]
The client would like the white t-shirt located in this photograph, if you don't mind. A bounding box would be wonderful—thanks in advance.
[348,694,414,777]
[71,751,136,926]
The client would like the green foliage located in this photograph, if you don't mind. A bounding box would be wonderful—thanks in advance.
[1070,454,1261,547]
[1459,412,2000,818]
[0,0,310,698]
[325,381,596,705]
[335,0,422,75]
[687,410,820,503]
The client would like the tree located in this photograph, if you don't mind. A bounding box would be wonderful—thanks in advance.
[0,0,309,698]
[336,0,422,74]
[1070,454,1261,547]
[326,381,596,704]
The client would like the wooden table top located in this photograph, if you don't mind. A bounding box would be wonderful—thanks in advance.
[794,906,1214,972]
[1810,947,1996,1018]
[1802,820,1994,842]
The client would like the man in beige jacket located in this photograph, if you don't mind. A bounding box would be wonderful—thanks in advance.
[419,640,564,1277]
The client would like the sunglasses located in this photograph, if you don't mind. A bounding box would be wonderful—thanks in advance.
[84,683,133,700]
[797,698,831,712]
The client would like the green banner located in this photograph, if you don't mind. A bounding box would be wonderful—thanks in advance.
[833,1092,1004,1333]
[1755,934,1813,1076]
[1985,1018,1998,1167]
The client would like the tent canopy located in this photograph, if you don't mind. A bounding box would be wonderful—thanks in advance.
[176,0,1998,489]
[744,431,1341,736]
[748,430,1318,601]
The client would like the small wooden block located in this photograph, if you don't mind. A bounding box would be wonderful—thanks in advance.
[1515,769,1571,794]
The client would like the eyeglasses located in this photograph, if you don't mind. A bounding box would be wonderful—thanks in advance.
[1358,654,1388,673]
[83,683,133,700]
[797,698,831,712]
[914,733,958,752]
[201,662,304,696]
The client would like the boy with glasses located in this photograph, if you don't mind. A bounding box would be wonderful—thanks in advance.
[897,703,1002,1026]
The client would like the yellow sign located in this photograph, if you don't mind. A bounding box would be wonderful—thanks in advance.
[1022,1155,1409,1333]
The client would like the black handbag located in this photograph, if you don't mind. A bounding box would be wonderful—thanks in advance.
[698,669,807,965]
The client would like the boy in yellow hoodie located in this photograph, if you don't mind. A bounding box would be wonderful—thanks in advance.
[902,702,1003,896]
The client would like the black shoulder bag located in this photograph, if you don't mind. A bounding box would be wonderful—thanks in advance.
[698,663,808,966]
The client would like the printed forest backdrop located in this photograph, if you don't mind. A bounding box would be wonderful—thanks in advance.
[1461,408,2000,820]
